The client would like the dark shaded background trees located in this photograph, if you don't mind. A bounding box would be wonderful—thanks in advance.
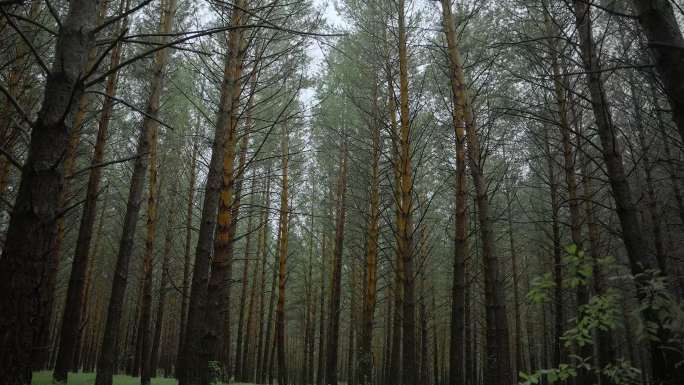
[1,1,684,385]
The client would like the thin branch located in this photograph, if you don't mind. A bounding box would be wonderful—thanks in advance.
[0,7,49,73]
[94,0,153,34]
[5,12,57,35]
[89,22,342,87]
[0,83,31,125]
[82,27,128,82]
[86,90,175,131]
[0,145,22,169]
[69,154,141,179]
[85,24,255,87]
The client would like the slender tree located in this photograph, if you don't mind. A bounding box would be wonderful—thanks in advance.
[437,3,468,384]
[324,138,348,385]
[275,122,291,385]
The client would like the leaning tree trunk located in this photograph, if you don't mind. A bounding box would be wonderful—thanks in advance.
[0,1,98,384]
[95,1,177,383]
[572,1,684,384]
[630,0,684,143]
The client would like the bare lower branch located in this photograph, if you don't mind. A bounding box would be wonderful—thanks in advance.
[69,154,142,179]
[86,90,175,131]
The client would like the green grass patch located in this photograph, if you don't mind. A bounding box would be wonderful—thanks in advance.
[32,371,178,385]
[31,371,257,385]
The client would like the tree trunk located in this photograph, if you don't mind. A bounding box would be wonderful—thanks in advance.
[150,184,176,377]
[419,275,429,385]
[631,81,667,273]
[95,1,177,383]
[139,78,161,385]
[177,125,199,374]
[51,0,129,379]
[0,1,98,384]
[572,1,684,383]
[543,129,564,371]
[261,228,278,384]
[506,198,523,377]
[438,1,511,383]
[235,175,257,378]
[316,229,327,385]
[303,181,316,385]
[324,140,348,385]
[204,6,250,379]
[543,7,592,380]
[438,3,468,385]
[256,167,272,384]
[388,67,403,385]
[346,258,357,385]
[358,80,381,385]
[630,0,684,143]
[76,191,108,372]
[177,2,246,383]
[396,2,418,384]
[579,130,615,385]
[241,196,261,381]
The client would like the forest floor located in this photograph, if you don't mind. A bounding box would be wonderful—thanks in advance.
[31,371,255,385]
